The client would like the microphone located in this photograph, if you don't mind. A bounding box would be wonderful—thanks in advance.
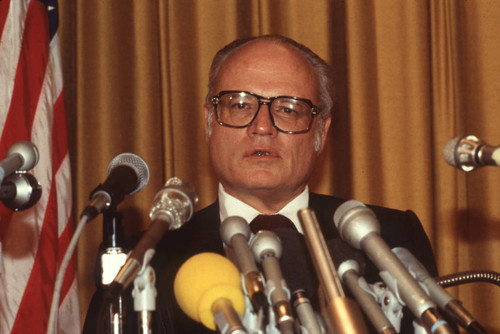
[109,177,198,294]
[443,134,500,171]
[298,208,368,334]
[328,238,397,334]
[0,172,42,211]
[80,153,149,221]
[219,216,268,316]
[0,141,39,183]
[174,252,246,333]
[249,230,295,334]
[393,247,487,334]
[333,200,454,334]
[274,228,323,334]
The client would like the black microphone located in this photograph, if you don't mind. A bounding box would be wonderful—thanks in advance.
[0,141,39,183]
[0,172,42,211]
[443,134,500,171]
[333,200,454,334]
[274,228,322,334]
[393,247,487,334]
[249,230,295,334]
[327,238,397,334]
[219,216,268,317]
[80,153,149,221]
[108,177,198,295]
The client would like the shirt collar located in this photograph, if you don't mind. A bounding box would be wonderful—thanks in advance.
[218,183,309,234]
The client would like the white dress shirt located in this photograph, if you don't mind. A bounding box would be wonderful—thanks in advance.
[218,183,309,234]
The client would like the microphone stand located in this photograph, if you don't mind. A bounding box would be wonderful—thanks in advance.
[101,210,128,334]
[132,249,157,334]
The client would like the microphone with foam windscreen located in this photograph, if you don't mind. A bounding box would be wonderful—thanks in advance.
[219,216,268,322]
[80,153,150,221]
[443,134,500,171]
[327,238,397,334]
[273,228,323,334]
[249,230,295,334]
[0,172,41,211]
[333,200,454,334]
[174,252,247,333]
[0,141,39,183]
[108,177,198,297]
[393,247,487,334]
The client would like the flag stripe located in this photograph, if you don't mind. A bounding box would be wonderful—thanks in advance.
[0,0,49,154]
[0,0,80,332]
[0,0,12,40]
[0,0,27,136]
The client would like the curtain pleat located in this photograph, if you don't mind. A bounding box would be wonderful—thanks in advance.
[58,0,499,331]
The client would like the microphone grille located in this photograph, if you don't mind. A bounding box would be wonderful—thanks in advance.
[443,137,460,167]
[107,153,150,194]
[8,141,39,171]
[333,200,366,227]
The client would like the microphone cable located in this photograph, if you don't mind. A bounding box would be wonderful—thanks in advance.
[436,270,500,288]
[47,214,90,334]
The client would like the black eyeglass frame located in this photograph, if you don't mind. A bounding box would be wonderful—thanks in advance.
[210,90,320,134]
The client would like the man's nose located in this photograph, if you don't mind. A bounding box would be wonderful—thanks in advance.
[248,104,277,135]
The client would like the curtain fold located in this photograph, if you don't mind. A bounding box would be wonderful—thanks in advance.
[58,0,499,331]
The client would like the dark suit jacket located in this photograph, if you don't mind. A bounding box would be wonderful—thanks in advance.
[84,193,437,333]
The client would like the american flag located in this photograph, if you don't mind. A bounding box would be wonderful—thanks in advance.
[0,0,80,333]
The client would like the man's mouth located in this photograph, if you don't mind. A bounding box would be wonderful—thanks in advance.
[252,151,270,157]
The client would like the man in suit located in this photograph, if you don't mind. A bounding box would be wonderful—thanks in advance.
[84,35,438,333]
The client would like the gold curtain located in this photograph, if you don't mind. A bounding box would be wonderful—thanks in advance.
[59,0,500,331]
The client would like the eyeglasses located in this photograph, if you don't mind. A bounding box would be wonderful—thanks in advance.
[210,90,319,134]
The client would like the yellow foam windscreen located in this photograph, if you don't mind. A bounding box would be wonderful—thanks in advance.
[173,252,245,330]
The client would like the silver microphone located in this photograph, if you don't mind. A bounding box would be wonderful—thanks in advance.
[443,134,500,171]
[109,177,198,295]
[393,247,487,334]
[0,141,39,183]
[220,216,268,316]
[249,230,295,334]
[333,200,454,334]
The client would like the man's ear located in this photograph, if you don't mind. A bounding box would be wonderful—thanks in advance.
[204,105,211,142]
[317,114,332,153]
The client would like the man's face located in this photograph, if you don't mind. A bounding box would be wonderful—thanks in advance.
[205,41,331,209]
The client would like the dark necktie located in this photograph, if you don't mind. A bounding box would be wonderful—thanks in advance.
[249,214,297,233]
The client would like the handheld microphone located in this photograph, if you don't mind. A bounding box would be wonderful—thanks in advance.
[333,200,454,334]
[80,153,149,221]
[174,252,246,333]
[0,141,39,183]
[0,172,41,211]
[328,238,397,334]
[249,230,295,334]
[393,247,487,334]
[109,177,198,294]
[443,134,500,171]
[220,216,268,316]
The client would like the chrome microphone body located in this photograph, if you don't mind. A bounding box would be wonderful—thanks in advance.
[109,177,198,295]
[333,200,454,334]
[0,141,39,183]
[393,247,487,334]
[250,230,295,334]
[443,134,500,171]
[220,216,268,317]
